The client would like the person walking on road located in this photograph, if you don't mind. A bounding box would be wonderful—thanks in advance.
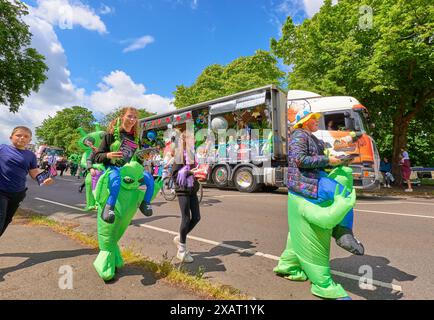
[0,126,54,238]
[172,131,201,263]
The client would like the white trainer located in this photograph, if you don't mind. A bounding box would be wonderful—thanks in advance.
[177,250,194,263]
[404,188,413,192]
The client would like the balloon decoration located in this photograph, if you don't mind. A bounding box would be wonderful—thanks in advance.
[211,116,228,132]
[147,130,156,141]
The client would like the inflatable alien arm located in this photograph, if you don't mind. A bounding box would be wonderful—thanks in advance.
[300,185,356,230]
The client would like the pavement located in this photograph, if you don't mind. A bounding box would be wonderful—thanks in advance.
[0,223,200,300]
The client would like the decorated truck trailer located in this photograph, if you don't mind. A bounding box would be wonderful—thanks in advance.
[139,84,380,192]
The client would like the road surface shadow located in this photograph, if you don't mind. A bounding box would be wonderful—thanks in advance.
[131,215,179,226]
[199,198,222,207]
[0,249,95,282]
[175,240,257,276]
[103,265,158,287]
[330,254,417,300]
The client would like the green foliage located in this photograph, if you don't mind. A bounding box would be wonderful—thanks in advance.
[101,107,156,128]
[271,0,434,169]
[173,50,285,108]
[35,106,96,155]
[0,0,48,112]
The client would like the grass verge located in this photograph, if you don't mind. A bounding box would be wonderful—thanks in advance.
[15,208,251,300]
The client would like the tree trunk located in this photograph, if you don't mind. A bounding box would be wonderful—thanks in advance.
[391,117,409,185]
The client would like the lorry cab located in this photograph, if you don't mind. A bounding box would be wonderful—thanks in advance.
[287,90,380,190]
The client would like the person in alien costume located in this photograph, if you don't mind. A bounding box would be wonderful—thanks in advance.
[77,124,105,211]
[68,153,81,177]
[274,166,356,299]
[274,108,361,300]
[93,161,159,281]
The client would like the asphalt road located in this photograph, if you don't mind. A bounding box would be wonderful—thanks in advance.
[17,174,434,300]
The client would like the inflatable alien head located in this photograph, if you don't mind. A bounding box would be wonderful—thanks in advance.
[77,123,105,152]
[120,161,144,191]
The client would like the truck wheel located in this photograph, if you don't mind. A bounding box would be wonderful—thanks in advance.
[234,167,260,193]
[212,166,229,189]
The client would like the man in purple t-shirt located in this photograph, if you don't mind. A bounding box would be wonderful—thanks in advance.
[0,126,53,238]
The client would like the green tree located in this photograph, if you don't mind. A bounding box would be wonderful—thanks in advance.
[100,107,156,128]
[35,106,96,155]
[0,0,48,112]
[174,50,285,108]
[271,0,434,176]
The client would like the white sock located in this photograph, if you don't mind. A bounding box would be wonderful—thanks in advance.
[178,242,186,252]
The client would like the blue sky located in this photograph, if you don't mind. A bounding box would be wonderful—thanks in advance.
[0,0,329,144]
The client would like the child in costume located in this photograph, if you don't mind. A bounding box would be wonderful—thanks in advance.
[0,127,54,238]
[94,107,154,223]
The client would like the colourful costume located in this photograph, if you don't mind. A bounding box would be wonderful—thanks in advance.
[68,153,80,177]
[275,166,356,299]
[77,125,105,211]
[93,161,158,281]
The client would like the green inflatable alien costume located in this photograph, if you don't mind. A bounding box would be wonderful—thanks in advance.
[274,166,356,299]
[93,161,160,281]
[77,124,105,211]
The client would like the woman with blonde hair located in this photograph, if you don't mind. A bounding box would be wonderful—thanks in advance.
[94,107,154,223]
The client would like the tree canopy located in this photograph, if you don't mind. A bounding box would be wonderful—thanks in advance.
[271,0,434,171]
[35,106,96,155]
[173,50,285,108]
[0,0,48,112]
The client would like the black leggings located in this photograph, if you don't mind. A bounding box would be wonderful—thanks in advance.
[178,193,201,244]
[0,189,27,238]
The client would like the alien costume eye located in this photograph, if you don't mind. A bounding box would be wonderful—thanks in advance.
[123,177,135,184]
[138,177,144,183]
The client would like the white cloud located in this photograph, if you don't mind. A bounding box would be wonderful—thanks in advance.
[90,71,174,115]
[303,0,338,17]
[0,14,85,144]
[122,35,155,53]
[0,2,171,144]
[191,0,198,10]
[30,0,107,34]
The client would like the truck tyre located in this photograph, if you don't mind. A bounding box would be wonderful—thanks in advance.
[212,166,229,189]
[234,167,260,193]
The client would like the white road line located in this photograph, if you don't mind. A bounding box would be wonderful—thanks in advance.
[358,201,434,206]
[34,197,403,292]
[136,224,404,292]
[34,197,86,211]
[356,209,434,219]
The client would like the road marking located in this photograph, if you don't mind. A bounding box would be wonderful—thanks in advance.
[33,197,403,292]
[356,209,434,219]
[358,201,434,206]
[34,197,86,211]
[139,224,402,292]
[56,177,81,183]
